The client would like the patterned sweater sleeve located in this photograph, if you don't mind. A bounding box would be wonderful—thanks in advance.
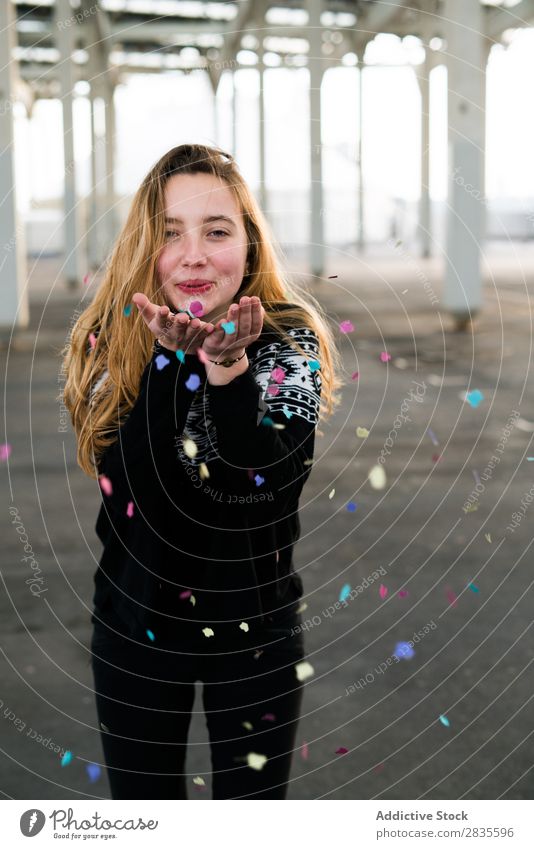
[206,326,322,518]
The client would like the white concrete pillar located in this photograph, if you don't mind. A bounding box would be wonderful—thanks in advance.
[87,88,100,269]
[231,70,237,157]
[102,82,118,254]
[443,0,485,322]
[258,41,267,213]
[308,0,324,277]
[357,63,365,253]
[0,0,29,338]
[55,0,84,289]
[416,46,432,258]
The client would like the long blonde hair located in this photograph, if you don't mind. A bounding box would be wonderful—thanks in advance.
[60,143,344,479]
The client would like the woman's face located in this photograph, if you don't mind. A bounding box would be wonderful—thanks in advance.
[156,172,249,325]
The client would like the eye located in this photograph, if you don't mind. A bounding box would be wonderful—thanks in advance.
[164,230,179,240]
[209,229,229,238]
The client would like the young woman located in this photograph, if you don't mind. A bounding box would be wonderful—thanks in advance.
[62,143,342,800]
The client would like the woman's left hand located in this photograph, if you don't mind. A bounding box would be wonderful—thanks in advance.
[201,295,264,361]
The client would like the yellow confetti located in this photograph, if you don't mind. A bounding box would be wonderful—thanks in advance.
[329,488,336,499]
[239,621,249,632]
[190,594,196,607]
[368,464,386,490]
[193,776,205,786]
[484,533,492,543]
[295,660,315,682]
[356,427,369,438]
[199,462,210,479]
[247,752,268,771]
[296,601,308,614]
[242,721,253,731]
[202,627,214,638]
[273,423,286,430]
[183,438,198,459]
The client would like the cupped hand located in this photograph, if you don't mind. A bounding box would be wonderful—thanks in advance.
[132,293,215,354]
[200,295,264,360]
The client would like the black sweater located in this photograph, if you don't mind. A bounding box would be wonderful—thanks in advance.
[91,312,322,640]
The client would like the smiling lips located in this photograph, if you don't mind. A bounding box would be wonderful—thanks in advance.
[176,279,214,293]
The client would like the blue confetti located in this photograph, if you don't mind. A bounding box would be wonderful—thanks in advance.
[176,349,185,363]
[123,304,132,316]
[308,359,321,372]
[254,474,265,486]
[339,584,351,603]
[468,582,479,593]
[439,714,450,727]
[86,763,101,783]
[61,751,72,767]
[185,373,201,391]
[155,353,170,371]
[346,501,358,512]
[260,416,273,426]
[466,389,484,408]
[221,321,236,334]
[393,641,415,660]
[146,629,155,642]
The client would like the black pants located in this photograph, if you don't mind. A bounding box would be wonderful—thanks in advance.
[90,603,306,799]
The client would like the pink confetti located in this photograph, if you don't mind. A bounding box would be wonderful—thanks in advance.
[98,475,113,496]
[380,352,391,363]
[126,501,134,518]
[0,443,12,461]
[267,384,280,396]
[88,332,97,350]
[189,300,204,317]
[446,587,458,607]
[261,713,276,722]
[374,763,385,773]
[398,589,409,598]
[300,741,309,760]
[351,371,359,380]
[339,320,354,334]
[379,584,388,599]
[83,273,91,285]
[179,590,192,600]
[335,746,349,755]
[432,453,442,463]
[271,367,286,384]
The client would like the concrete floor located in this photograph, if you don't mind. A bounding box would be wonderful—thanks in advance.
[2,246,534,800]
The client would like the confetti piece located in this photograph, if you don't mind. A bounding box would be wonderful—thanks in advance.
[190,595,196,606]
[179,590,192,600]
[155,353,170,371]
[176,349,185,363]
[339,320,354,334]
[427,428,439,446]
[189,300,204,316]
[393,358,408,369]
[239,621,249,632]
[183,438,197,459]
[308,359,321,372]
[301,741,309,760]
[83,273,91,285]
[380,351,391,363]
[465,389,484,408]
[346,501,358,512]
[88,332,97,350]
[126,501,134,518]
[61,751,72,767]
[242,721,253,731]
[185,373,201,391]
[123,304,132,317]
[432,453,442,463]
[221,320,235,334]
[368,464,386,490]
[379,584,388,599]
[193,775,206,786]
[146,629,155,641]
[296,602,308,614]
[260,416,273,426]
[339,584,351,603]
[295,660,315,682]
[439,714,450,727]
[484,533,492,543]
[199,462,210,479]
[273,422,286,430]
[254,474,265,486]
[398,589,409,598]
[0,443,12,461]
[356,427,369,438]
[351,371,360,380]
[394,641,415,660]
[374,763,385,772]
[527,457,534,462]
[336,746,349,754]
[271,367,286,384]
[86,763,101,783]
[446,587,458,607]
[247,752,267,771]
[328,488,335,499]
[202,627,215,637]
[98,475,113,496]
[262,713,276,722]
[253,649,263,660]
[282,405,293,419]
[517,419,534,432]
[266,384,280,396]
[468,582,479,593]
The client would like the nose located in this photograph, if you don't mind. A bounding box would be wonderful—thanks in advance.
[179,232,207,268]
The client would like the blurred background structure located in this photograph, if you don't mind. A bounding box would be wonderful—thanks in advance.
[2,0,534,801]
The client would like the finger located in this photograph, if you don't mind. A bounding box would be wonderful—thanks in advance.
[133,293,159,325]
[238,297,252,344]
[250,297,264,338]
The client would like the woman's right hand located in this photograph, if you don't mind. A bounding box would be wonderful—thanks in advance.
[132,293,215,354]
